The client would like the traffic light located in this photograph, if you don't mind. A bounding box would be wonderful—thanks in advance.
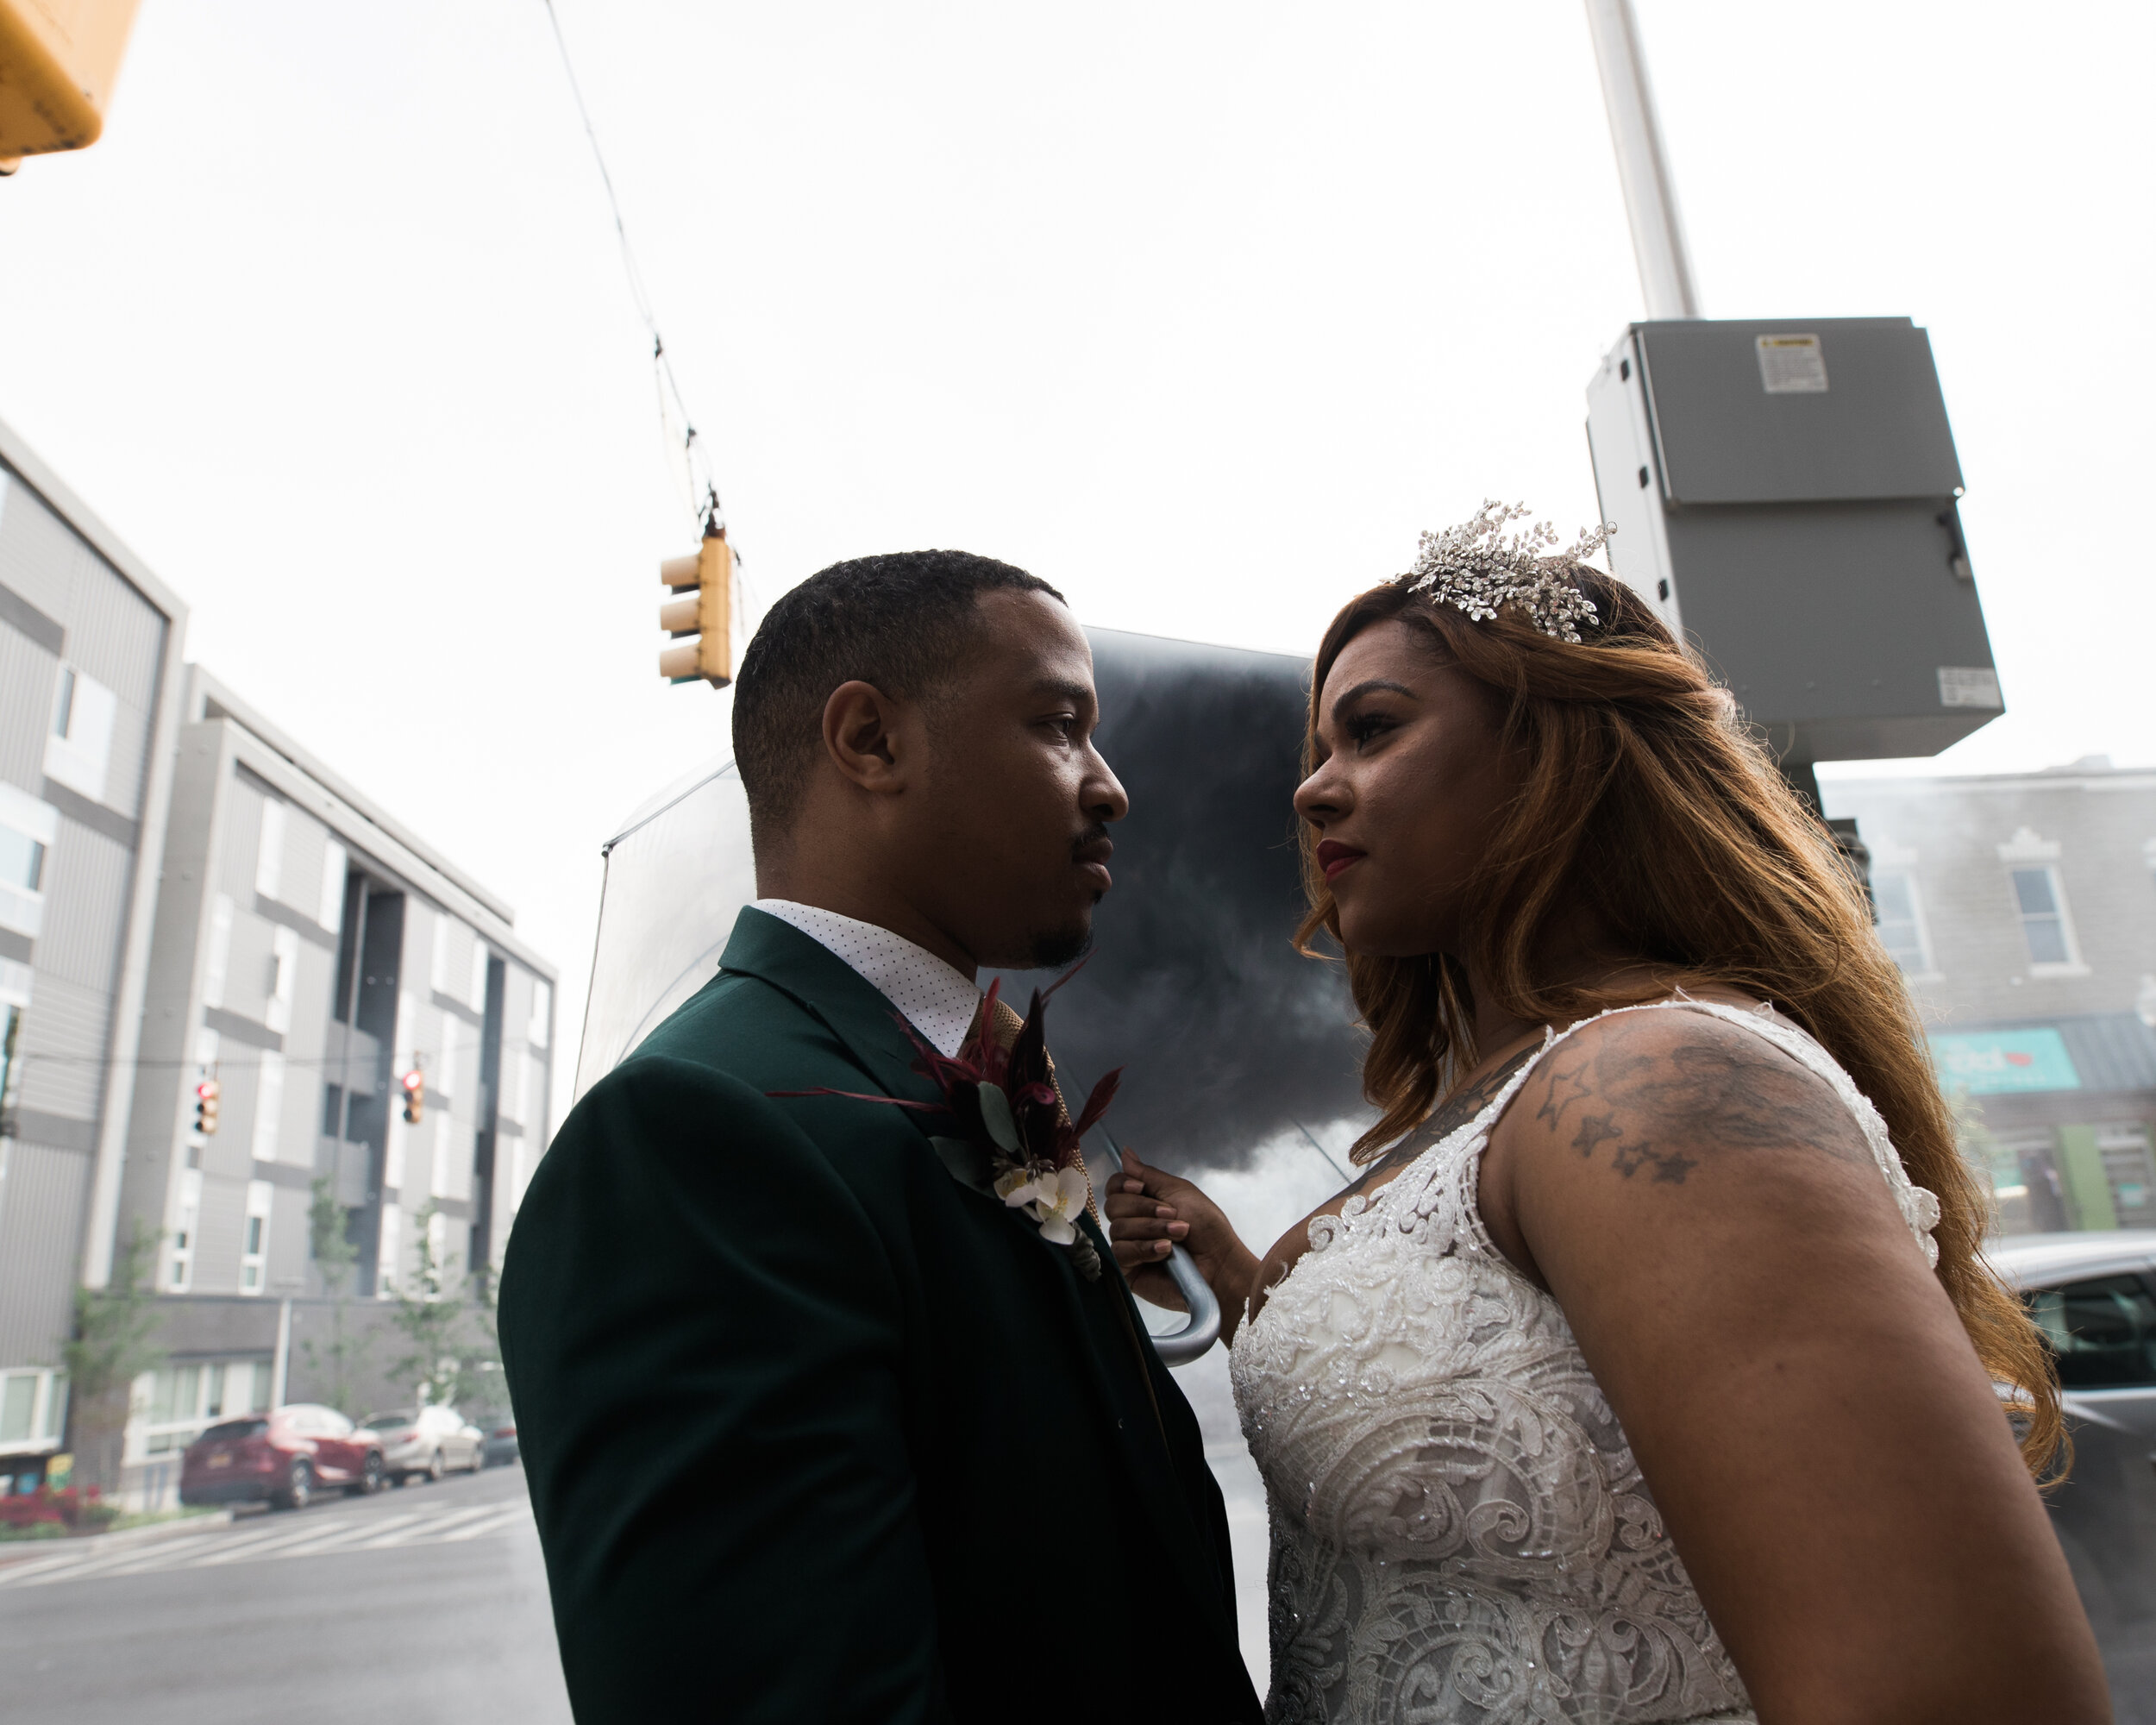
[658,520,733,688]
[193,1077,221,1136]
[0,0,142,166]
[400,1069,425,1126]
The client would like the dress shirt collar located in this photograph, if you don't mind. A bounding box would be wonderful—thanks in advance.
[751,900,981,1059]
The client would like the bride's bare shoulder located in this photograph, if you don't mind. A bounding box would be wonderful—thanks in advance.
[1492,1002,1872,1187]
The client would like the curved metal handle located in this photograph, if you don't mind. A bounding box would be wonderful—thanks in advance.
[1150,1244,1221,1366]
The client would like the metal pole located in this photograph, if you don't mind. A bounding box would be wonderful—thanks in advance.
[1583,0,1702,319]
[272,1295,292,1408]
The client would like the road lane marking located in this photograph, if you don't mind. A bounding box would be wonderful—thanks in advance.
[436,1504,534,1543]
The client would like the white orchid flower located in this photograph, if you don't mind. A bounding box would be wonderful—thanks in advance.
[995,1164,1090,1246]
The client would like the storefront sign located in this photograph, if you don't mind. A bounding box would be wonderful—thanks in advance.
[1928,1028,2082,1095]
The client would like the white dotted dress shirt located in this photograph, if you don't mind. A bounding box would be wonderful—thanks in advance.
[752,900,982,1058]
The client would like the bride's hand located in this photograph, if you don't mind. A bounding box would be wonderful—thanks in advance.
[1103,1148,1257,1316]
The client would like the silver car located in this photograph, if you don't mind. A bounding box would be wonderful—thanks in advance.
[358,1404,486,1484]
[1990,1231,2156,1721]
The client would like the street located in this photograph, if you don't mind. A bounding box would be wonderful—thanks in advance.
[0,1466,571,1725]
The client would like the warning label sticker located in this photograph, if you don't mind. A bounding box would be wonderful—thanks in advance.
[1938,667,2003,710]
[1757,334,1828,393]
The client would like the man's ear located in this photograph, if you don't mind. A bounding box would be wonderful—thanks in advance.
[820,681,914,794]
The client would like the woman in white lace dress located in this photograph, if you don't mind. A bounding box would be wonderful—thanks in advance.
[1106,509,2106,1724]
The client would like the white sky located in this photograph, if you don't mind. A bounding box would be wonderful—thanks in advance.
[1,2,2148,1120]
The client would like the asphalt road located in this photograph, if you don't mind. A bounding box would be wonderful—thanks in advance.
[0,1464,571,1725]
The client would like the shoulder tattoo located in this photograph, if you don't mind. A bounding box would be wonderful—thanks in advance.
[1526,1016,1865,1187]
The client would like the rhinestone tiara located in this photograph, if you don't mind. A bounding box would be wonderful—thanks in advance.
[1395,501,1615,644]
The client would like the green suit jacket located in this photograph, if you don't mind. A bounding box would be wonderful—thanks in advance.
[501,907,1262,1723]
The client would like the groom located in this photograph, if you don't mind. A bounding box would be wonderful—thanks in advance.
[500,551,1260,1723]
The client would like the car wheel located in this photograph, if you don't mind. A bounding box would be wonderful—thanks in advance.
[390,1471,408,1488]
[466,1442,484,1474]
[274,1458,314,1512]
[348,1452,385,1496]
[425,1448,444,1484]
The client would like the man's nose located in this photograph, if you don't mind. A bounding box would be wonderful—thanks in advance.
[1085,749,1130,825]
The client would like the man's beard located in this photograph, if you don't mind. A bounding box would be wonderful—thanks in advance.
[1023,919,1094,970]
[1018,822,1109,969]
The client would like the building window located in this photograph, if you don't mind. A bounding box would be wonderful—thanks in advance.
[43,664,117,805]
[254,797,286,902]
[129,1358,272,1460]
[0,783,59,943]
[1871,871,1932,975]
[0,1368,68,1454]
[240,1180,273,1293]
[265,925,298,1033]
[2010,866,2080,968]
[0,1001,23,1133]
[168,1167,203,1290]
[529,977,552,1050]
[202,894,235,1010]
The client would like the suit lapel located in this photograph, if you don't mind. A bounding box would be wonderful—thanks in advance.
[716,907,1238,1647]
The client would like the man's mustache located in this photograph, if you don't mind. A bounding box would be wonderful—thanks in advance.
[1072,824,1114,863]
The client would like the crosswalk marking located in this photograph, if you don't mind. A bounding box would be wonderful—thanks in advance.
[0,1493,536,1590]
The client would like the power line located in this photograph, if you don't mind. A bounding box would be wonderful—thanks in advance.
[539,0,725,534]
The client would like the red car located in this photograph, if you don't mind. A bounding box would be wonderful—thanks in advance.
[179,1403,385,1510]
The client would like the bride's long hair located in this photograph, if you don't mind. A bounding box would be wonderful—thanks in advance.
[1296,571,2064,1477]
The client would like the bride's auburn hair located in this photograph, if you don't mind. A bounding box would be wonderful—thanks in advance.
[1296,571,2065,1478]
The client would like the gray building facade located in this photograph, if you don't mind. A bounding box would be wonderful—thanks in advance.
[1827,760,2156,1239]
[0,418,187,1465]
[0,414,557,1493]
[116,670,557,1471]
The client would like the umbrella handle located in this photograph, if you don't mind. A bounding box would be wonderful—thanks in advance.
[1151,1243,1222,1366]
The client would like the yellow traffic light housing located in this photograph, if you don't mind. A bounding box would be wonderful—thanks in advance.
[400,1069,425,1126]
[193,1077,221,1137]
[0,0,141,165]
[658,522,732,688]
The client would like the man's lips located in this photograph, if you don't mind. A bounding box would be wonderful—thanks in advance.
[1317,840,1366,881]
[1075,834,1114,890]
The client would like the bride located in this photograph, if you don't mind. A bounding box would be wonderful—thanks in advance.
[1106,506,2107,1723]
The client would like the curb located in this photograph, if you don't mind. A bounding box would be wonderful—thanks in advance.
[0,1508,235,1567]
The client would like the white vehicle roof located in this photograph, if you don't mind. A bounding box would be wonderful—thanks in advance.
[1985,1231,2156,1289]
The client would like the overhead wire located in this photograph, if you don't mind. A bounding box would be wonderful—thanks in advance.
[539,0,726,537]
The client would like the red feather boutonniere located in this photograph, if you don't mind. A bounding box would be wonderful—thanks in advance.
[770,968,1121,1279]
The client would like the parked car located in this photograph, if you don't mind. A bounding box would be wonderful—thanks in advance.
[1991,1230,2156,1722]
[468,1408,519,1468]
[360,1405,485,1484]
[179,1403,385,1510]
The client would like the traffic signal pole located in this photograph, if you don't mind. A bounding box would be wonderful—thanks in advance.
[1583,0,1701,321]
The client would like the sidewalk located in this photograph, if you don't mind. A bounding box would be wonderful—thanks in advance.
[0,1509,235,1570]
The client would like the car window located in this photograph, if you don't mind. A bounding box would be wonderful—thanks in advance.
[200,1419,268,1444]
[2025,1274,2156,1388]
[321,1410,354,1437]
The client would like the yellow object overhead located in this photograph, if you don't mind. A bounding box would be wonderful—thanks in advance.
[658,526,733,687]
[0,0,141,160]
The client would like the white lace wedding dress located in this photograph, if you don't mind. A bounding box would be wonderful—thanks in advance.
[1229,1000,1942,1724]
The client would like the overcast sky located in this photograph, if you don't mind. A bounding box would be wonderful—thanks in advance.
[0,1,2147,1118]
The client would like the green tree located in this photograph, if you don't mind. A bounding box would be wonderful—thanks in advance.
[386,1202,479,1407]
[299,1176,369,1416]
[63,1227,166,1492]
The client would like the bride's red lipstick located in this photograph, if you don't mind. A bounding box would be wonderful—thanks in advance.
[1317,840,1365,881]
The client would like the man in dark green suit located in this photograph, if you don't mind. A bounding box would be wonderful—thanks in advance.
[502,551,1261,1723]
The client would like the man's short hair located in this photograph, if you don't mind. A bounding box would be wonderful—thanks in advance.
[731,549,1065,834]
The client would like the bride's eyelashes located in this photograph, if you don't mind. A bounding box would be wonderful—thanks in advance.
[1344,711,1398,749]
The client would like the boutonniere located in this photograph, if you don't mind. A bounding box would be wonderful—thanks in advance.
[772,971,1120,1279]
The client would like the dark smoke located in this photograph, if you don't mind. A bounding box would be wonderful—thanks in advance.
[987,628,1370,1172]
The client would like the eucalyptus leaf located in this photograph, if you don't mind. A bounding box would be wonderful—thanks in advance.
[975,1082,1024,1156]
[929,1135,996,1195]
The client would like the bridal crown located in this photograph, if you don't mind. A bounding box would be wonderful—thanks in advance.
[1395,500,1615,645]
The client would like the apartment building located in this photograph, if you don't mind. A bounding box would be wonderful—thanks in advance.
[0,418,187,1468]
[116,669,556,1471]
[0,412,557,1494]
[1827,760,2156,1237]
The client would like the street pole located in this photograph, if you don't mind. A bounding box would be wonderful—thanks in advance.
[1583,0,1701,319]
[271,1291,294,1408]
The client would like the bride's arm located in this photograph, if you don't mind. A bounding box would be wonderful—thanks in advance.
[1102,1150,1263,1342]
[1482,1007,2107,1724]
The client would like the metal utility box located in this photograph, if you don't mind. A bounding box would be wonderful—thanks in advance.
[1585,317,2001,767]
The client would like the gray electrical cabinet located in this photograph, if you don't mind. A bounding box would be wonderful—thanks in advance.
[1585,317,2002,768]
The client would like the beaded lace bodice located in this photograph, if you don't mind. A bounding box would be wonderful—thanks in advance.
[1229,1000,1941,1725]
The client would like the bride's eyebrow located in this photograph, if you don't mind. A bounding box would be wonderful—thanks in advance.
[1328,679,1417,724]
